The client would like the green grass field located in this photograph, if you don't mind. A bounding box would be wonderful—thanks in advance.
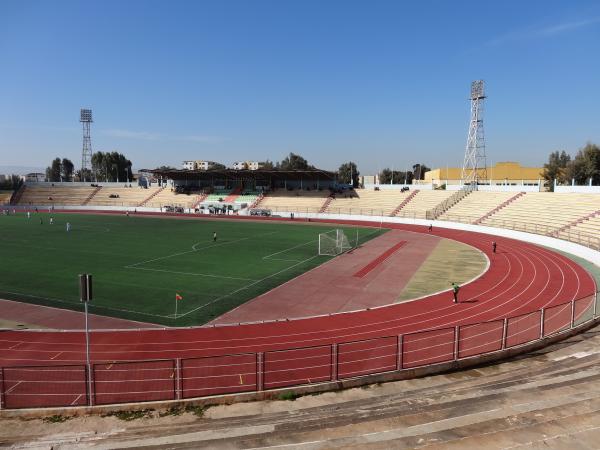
[0,213,386,326]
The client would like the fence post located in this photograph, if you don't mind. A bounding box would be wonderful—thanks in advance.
[331,344,338,381]
[0,367,4,410]
[540,308,545,338]
[175,359,182,400]
[501,318,508,350]
[397,335,403,370]
[87,363,95,407]
[454,326,460,360]
[257,352,265,391]
[570,300,576,329]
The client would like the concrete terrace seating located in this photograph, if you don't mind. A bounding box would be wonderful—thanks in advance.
[439,191,517,223]
[399,190,454,219]
[0,191,13,205]
[235,192,259,204]
[17,185,98,206]
[259,189,330,213]
[145,188,202,209]
[325,189,408,216]
[86,186,161,207]
[479,192,600,233]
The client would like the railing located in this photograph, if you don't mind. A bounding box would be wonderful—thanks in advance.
[1,293,597,410]
[439,213,600,251]
[425,187,472,220]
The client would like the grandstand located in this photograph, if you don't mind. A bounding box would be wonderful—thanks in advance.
[438,191,518,223]
[257,188,331,213]
[17,185,99,206]
[324,189,408,216]
[85,186,161,207]
[145,187,204,209]
[477,192,600,234]
[399,190,454,218]
[0,190,13,205]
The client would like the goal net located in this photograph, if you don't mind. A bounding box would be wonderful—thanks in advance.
[318,229,352,256]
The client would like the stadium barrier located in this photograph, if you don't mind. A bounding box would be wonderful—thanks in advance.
[1,293,597,410]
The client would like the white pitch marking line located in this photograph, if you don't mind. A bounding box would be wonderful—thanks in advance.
[177,255,319,318]
[127,266,258,282]
[262,239,317,260]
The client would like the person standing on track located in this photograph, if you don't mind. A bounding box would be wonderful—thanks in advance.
[451,282,460,303]
[428,224,433,232]
[492,241,497,253]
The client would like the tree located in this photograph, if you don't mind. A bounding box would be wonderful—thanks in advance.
[46,157,62,182]
[91,151,133,182]
[338,162,359,187]
[61,158,74,182]
[565,143,600,186]
[379,168,413,185]
[0,174,23,191]
[412,163,430,181]
[260,160,275,170]
[543,150,571,190]
[156,165,176,170]
[212,162,226,170]
[278,152,312,170]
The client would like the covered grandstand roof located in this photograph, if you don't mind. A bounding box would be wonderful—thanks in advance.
[150,168,337,181]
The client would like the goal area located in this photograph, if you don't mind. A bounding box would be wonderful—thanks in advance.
[318,229,353,256]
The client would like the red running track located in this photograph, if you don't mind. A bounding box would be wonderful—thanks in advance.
[0,221,596,408]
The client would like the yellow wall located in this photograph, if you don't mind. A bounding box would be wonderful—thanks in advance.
[424,162,543,183]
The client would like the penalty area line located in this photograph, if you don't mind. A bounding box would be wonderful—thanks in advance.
[177,255,319,318]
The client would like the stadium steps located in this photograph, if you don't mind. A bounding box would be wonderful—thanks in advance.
[550,209,600,237]
[249,193,265,209]
[138,186,165,207]
[426,189,472,220]
[191,192,208,209]
[319,196,333,213]
[223,186,242,203]
[473,191,526,224]
[82,186,102,205]
[390,190,418,216]
[10,185,26,205]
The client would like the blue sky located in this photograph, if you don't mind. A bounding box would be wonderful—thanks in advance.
[0,0,599,174]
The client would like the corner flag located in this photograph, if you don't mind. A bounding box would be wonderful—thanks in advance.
[175,293,183,301]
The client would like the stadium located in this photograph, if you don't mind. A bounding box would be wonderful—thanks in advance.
[2,161,600,415]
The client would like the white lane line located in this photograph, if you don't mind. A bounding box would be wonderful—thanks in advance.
[50,351,63,360]
[8,342,22,350]
[70,394,83,405]
[5,381,22,394]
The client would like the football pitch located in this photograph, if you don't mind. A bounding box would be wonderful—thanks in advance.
[0,213,386,326]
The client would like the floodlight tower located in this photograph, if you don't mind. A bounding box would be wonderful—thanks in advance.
[461,80,487,188]
[80,108,93,181]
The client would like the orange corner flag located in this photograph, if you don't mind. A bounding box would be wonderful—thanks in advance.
[175,293,183,301]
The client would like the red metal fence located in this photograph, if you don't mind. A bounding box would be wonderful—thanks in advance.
[1,294,597,410]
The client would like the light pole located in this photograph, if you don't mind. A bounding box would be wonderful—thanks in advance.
[79,273,93,405]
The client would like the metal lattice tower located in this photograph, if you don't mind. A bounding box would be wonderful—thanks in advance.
[80,108,93,181]
[461,80,487,187]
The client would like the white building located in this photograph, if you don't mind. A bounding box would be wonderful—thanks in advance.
[232,161,262,170]
[25,172,45,182]
[182,160,219,171]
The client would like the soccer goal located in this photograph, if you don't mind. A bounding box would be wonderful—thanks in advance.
[318,229,353,256]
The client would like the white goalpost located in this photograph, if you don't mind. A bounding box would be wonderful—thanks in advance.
[318,229,353,256]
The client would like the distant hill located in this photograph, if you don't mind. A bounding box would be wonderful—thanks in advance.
[0,166,45,175]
